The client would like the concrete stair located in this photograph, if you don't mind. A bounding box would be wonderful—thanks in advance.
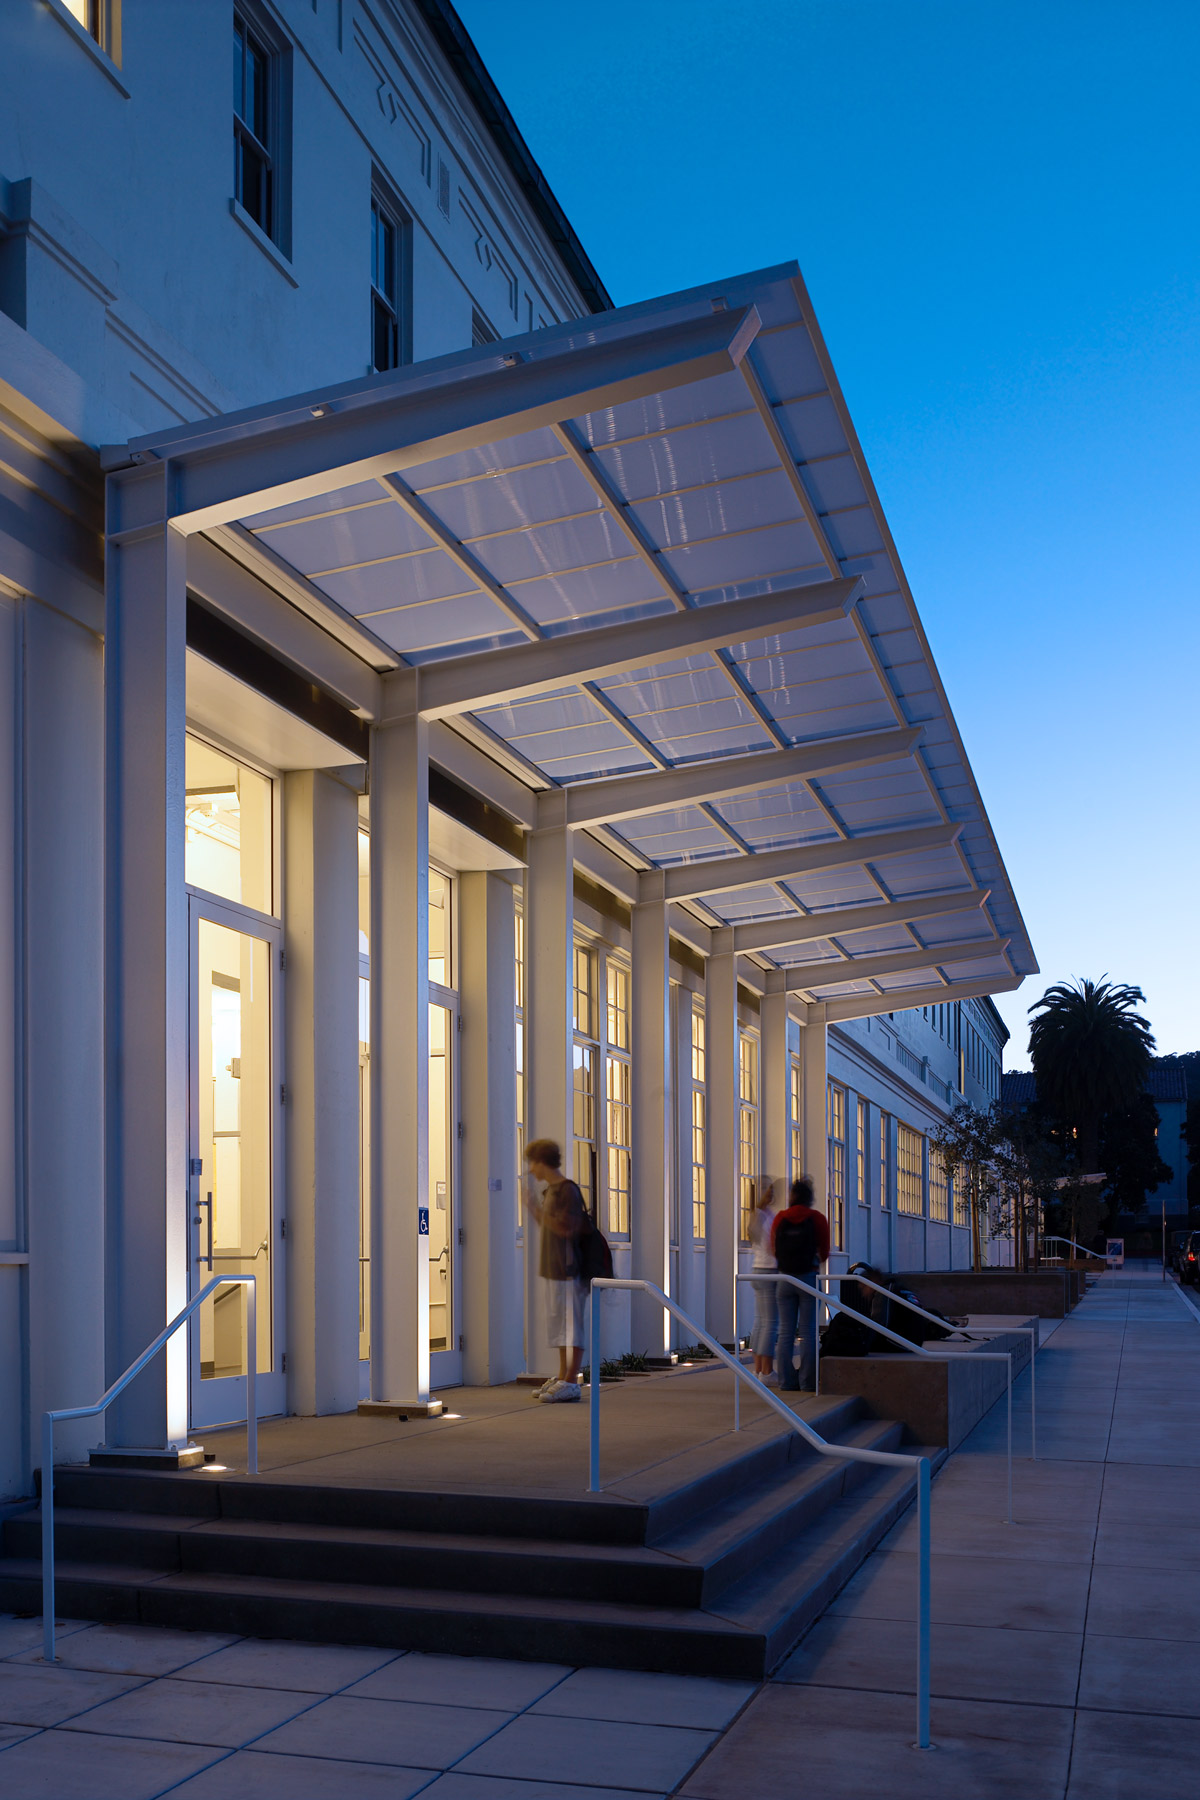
[0,1398,940,1678]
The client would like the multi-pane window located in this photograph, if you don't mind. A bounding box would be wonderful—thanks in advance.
[953,1162,972,1228]
[572,944,598,1210]
[606,1056,631,1236]
[370,194,402,372]
[856,1099,867,1206]
[827,1082,847,1249]
[573,944,595,1038]
[897,1124,925,1216]
[63,0,116,53]
[879,1112,892,1208]
[789,1055,803,1184]
[234,13,275,238]
[690,1000,707,1240]
[604,959,632,1237]
[738,1032,759,1241]
[929,1143,949,1223]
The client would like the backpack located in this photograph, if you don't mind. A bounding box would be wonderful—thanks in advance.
[774,1211,818,1277]
[576,1202,614,1288]
[820,1310,874,1357]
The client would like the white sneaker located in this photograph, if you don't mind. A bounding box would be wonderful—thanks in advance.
[532,1377,558,1399]
[762,1370,780,1387]
[542,1381,581,1403]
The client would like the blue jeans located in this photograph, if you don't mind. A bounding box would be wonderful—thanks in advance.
[775,1280,816,1390]
[750,1279,778,1358]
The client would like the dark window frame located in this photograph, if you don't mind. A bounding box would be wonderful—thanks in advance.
[233,6,292,254]
[369,182,411,373]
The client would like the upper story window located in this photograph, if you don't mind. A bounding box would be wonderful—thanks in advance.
[897,1124,925,1217]
[185,735,274,915]
[61,0,118,55]
[371,188,410,372]
[827,1082,847,1250]
[234,11,289,250]
[690,999,707,1241]
[789,1054,802,1185]
[738,1031,759,1241]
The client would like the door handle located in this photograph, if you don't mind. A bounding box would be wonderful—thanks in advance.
[196,1192,213,1271]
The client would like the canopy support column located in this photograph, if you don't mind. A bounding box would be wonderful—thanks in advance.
[364,684,439,1416]
[705,936,739,1348]
[523,805,573,1375]
[761,975,790,1199]
[102,479,192,1460]
[631,880,671,1358]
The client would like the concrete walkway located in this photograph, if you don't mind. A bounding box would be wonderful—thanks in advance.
[1,1266,1195,1798]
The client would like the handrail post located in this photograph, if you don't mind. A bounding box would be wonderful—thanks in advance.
[916,1455,931,1748]
[245,1276,258,1476]
[588,1280,601,1492]
[41,1414,55,1665]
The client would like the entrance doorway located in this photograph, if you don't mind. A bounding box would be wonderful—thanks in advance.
[188,895,285,1426]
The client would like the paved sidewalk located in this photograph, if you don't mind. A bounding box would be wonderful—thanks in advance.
[1,1267,1195,1798]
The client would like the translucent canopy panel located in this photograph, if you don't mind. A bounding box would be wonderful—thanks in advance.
[126,262,1035,983]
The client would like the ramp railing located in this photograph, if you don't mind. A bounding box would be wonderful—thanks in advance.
[40,1274,258,1666]
[586,1277,934,1748]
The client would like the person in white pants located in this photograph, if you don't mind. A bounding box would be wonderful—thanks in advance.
[522,1138,586,1402]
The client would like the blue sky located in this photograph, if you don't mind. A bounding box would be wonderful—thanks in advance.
[457,0,1200,1063]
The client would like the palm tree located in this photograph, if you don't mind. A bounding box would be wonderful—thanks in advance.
[1027,978,1155,1175]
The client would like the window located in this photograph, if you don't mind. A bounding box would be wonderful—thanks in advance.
[897,1124,924,1216]
[879,1111,892,1209]
[738,1032,759,1241]
[606,961,630,1052]
[61,0,118,54]
[185,735,273,914]
[429,870,452,987]
[371,189,409,372]
[572,939,632,1237]
[573,944,598,1211]
[827,1083,846,1250]
[690,999,707,1240]
[929,1143,949,1223]
[234,14,275,238]
[573,943,595,1039]
[856,1099,867,1206]
[790,1055,803,1184]
[604,957,632,1237]
[953,1162,972,1229]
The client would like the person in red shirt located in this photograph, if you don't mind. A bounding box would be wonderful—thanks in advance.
[770,1177,830,1392]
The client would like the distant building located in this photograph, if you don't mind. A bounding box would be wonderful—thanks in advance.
[1000,1061,1189,1226]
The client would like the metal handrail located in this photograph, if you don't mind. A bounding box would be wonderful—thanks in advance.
[741,1272,1015,1524]
[1041,1235,1105,1263]
[41,1274,258,1665]
[820,1272,1038,1460]
[587,1277,933,1748]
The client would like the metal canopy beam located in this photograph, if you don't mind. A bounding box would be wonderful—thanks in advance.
[731,890,991,954]
[543,724,921,828]
[128,307,763,534]
[408,576,862,721]
[650,821,963,903]
[823,973,1022,1024]
[781,937,1011,994]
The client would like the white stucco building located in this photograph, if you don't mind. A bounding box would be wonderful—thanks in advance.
[0,0,1035,1499]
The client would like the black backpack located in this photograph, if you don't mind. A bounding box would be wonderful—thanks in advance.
[774,1211,818,1277]
[576,1202,614,1288]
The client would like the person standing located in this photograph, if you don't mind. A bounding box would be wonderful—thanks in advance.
[747,1178,784,1382]
[522,1138,586,1403]
[772,1176,830,1392]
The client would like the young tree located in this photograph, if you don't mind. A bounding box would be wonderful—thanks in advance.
[1028,979,1156,1174]
[992,1104,1065,1269]
[930,1104,1001,1270]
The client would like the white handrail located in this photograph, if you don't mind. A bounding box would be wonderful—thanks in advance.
[587,1277,933,1749]
[41,1273,258,1666]
[821,1272,1038,1461]
[741,1272,1015,1524]
[1041,1235,1105,1262]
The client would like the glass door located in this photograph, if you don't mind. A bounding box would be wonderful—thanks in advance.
[429,990,461,1386]
[188,894,285,1426]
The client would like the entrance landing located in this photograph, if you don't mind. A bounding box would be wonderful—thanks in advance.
[197,1364,848,1503]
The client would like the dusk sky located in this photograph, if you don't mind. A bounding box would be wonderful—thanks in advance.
[457,0,1200,1064]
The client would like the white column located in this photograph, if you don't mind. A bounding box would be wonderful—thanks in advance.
[103,479,190,1455]
[761,973,790,1196]
[366,680,436,1413]
[22,598,105,1469]
[523,804,573,1374]
[283,770,360,1416]
[459,871,522,1385]
[801,1006,828,1215]
[631,879,670,1357]
[705,934,739,1347]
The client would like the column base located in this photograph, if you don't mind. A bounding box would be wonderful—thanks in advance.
[89,1444,207,1471]
[357,1399,444,1419]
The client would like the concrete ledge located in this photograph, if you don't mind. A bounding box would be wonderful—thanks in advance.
[892,1268,1076,1318]
[820,1320,1034,1450]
